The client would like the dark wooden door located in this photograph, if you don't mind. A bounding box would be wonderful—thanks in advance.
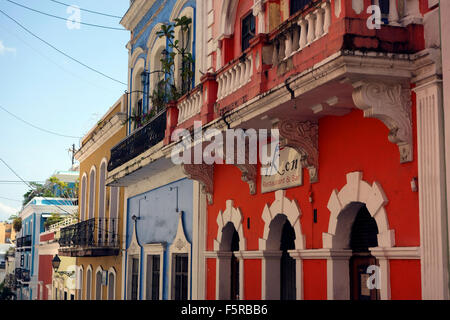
[350,255,379,300]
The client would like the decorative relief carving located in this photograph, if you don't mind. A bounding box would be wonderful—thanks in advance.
[278,120,319,183]
[352,81,413,163]
[183,163,214,204]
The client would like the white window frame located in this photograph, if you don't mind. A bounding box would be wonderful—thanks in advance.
[98,159,108,244]
[80,173,87,221]
[168,211,191,300]
[143,243,165,300]
[127,221,141,300]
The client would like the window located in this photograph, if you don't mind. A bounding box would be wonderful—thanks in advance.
[86,268,92,300]
[172,254,188,300]
[108,272,115,300]
[131,257,139,300]
[80,175,87,221]
[145,255,160,300]
[98,161,107,245]
[95,270,102,300]
[290,0,313,16]
[64,291,68,300]
[241,13,255,52]
[109,187,119,246]
[88,168,96,220]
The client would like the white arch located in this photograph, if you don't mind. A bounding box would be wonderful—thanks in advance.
[107,267,117,300]
[323,171,395,249]
[170,0,189,22]
[258,189,305,300]
[148,36,167,94]
[218,0,239,40]
[259,190,305,250]
[88,166,96,220]
[98,159,108,241]
[129,47,145,68]
[214,200,246,251]
[213,199,246,300]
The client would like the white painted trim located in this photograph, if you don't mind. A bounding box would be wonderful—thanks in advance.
[126,220,141,300]
[142,243,165,300]
[168,211,192,300]
[121,188,128,300]
[148,36,167,96]
[258,190,305,300]
[170,0,189,21]
[129,47,145,68]
[173,6,194,89]
[323,171,395,249]
[213,199,246,300]
[107,267,117,300]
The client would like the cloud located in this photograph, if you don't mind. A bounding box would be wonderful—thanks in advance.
[0,40,16,55]
[0,201,19,221]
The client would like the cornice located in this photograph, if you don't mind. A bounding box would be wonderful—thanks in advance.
[120,0,157,31]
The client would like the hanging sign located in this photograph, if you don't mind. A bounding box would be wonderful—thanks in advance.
[261,147,303,194]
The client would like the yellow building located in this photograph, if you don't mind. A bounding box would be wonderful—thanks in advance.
[0,222,16,244]
[58,95,127,300]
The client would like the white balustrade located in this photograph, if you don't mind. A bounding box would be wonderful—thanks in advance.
[217,55,253,100]
[49,217,77,232]
[272,0,331,64]
[177,89,203,124]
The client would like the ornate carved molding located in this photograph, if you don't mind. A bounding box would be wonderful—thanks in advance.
[352,81,413,163]
[183,163,214,204]
[278,120,319,183]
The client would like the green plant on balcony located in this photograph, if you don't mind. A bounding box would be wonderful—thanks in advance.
[127,16,194,129]
[8,215,21,233]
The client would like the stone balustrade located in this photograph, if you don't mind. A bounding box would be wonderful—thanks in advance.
[177,89,203,124]
[217,55,253,100]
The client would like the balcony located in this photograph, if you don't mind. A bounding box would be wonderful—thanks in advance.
[16,235,32,249]
[58,218,119,257]
[177,86,203,125]
[108,109,166,172]
[15,268,30,282]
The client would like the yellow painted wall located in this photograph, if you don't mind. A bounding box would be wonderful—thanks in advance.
[0,223,15,243]
[76,96,127,300]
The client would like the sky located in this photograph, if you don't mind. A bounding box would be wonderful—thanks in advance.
[0,0,130,221]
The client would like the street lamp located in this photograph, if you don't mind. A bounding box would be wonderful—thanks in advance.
[51,254,75,277]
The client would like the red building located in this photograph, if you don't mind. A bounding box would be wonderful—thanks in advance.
[115,0,448,300]
[170,0,444,300]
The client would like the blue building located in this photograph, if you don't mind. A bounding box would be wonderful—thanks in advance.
[15,171,78,300]
[106,0,207,300]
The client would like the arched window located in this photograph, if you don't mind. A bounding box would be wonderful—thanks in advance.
[88,167,96,220]
[109,187,119,246]
[98,161,107,245]
[80,174,87,221]
[108,269,116,300]
[132,58,146,130]
[78,266,83,300]
[86,267,92,300]
[95,269,103,300]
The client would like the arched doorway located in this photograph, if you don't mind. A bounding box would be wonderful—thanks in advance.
[220,222,240,300]
[349,205,379,300]
[266,214,297,300]
[280,219,296,300]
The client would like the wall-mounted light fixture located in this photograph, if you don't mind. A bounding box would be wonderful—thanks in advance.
[51,255,75,277]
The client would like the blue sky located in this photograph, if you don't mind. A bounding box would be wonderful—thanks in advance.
[0,0,130,221]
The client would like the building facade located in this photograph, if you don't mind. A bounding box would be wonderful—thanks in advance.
[104,0,450,300]
[0,223,16,244]
[58,95,127,300]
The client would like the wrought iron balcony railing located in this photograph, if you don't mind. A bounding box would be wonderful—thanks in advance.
[59,218,119,249]
[16,235,32,248]
[108,109,166,172]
